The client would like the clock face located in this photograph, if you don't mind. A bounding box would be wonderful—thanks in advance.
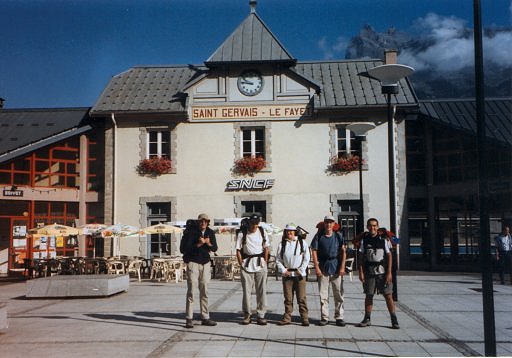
[237,70,263,96]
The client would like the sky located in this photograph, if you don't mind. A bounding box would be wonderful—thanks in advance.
[0,0,511,109]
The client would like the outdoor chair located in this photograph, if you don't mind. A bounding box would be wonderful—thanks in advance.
[344,257,355,281]
[150,259,166,281]
[107,260,125,275]
[127,259,142,282]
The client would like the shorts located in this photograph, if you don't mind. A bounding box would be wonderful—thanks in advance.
[363,274,393,296]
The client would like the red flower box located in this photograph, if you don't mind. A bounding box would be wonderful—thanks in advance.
[328,155,362,174]
[137,157,172,176]
[232,156,266,176]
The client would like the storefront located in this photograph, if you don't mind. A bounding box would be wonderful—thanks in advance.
[90,3,417,259]
[405,98,512,270]
[0,108,104,275]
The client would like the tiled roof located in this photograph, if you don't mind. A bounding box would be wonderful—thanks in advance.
[0,108,91,163]
[91,60,417,115]
[205,12,295,66]
[295,60,417,108]
[91,66,201,114]
[419,98,512,146]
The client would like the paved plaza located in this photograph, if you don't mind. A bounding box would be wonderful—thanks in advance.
[0,272,511,357]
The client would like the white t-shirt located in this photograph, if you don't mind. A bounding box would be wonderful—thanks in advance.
[235,228,269,272]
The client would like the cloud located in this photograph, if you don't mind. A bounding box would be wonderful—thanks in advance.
[399,12,512,73]
[318,36,348,60]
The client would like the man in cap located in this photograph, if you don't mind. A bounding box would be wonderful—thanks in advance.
[180,213,218,328]
[311,214,347,326]
[236,214,270,325]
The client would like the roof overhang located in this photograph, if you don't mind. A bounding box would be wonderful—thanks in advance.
[0,125,92,164]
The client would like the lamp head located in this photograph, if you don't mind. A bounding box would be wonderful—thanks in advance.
[366,64,414,94]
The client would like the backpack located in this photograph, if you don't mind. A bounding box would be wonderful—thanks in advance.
[279,226,308,259]
[280,235,305,259]
[362,233,388,275]
[179,219,200,256]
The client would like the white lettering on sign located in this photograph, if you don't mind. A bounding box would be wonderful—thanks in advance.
[3,189,23,197]
[226,179,275,191]
[191,104,312,120]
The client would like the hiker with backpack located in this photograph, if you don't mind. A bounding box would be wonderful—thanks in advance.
[356,217,400,329]
[275,224,311,326]
[235,214,270,325]
[179,213,218,329]
[311,215,347,327]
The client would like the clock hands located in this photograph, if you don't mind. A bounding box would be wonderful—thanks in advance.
[241,79,254,85]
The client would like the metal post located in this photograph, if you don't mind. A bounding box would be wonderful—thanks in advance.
[387,93,398,301]
[474,0,496,355]
[358,142,364,234]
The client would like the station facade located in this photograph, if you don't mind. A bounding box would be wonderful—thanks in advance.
[90,4,417,261]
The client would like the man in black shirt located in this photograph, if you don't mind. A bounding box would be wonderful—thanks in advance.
[180,213,218,328]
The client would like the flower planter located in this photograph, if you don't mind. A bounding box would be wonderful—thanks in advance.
[327,155,362,174]
[232,156,266,176]
[137,157,172,176]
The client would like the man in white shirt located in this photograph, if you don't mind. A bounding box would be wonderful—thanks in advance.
[495,226,512,285]
[276,224,311,326]
[236,214,269,325]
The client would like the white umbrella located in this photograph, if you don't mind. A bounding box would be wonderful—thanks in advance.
[139,223,182,257]
[78,223,107,236]
[101,224,140,257]
[139,223,183,235]
[29,223,82,236]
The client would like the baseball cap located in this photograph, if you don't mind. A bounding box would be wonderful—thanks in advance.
[324,215,335,222]
[284,224,297,231]
[197,213,210,222]
[248,214,261,223]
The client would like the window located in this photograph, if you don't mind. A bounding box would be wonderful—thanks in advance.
[147,202,172,257]
[241,128,265,158]
[242,200,266,222]
[336,128,361,157]
[147,130,170,159]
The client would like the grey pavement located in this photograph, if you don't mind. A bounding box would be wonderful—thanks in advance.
[1,272,511,357]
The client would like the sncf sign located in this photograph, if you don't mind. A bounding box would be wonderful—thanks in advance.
[226,178,275,191]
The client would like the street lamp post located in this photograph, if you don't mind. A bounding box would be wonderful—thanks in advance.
[346,122,376,234]
[358,64,414,301]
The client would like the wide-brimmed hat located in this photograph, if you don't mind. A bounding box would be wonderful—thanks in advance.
[197,213,210,222]
[323,215,335,222]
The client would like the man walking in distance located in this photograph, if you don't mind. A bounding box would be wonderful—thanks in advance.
[357,218,399,329]
[276,224,311,326]
[236,214,269,325]
[494,225,512,285]
[180,213,218,328]
[311,215,347,326]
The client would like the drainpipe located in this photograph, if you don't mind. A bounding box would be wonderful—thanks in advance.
[110,113,117,226]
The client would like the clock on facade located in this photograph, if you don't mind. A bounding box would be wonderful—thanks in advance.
[237,70,264,96]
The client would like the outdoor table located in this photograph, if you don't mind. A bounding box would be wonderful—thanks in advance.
[211,255,239,280]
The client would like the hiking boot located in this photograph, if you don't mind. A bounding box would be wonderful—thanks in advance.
[336,319,346,327]
[241,314,251,325]
[356,318,371,327]
[256,317,267,325]
[318,319,329,326]
[301,319,310,327]
[201,319,217,326]
[277,319,291,326]
[391,318,400,329]
[185,319,194,329]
